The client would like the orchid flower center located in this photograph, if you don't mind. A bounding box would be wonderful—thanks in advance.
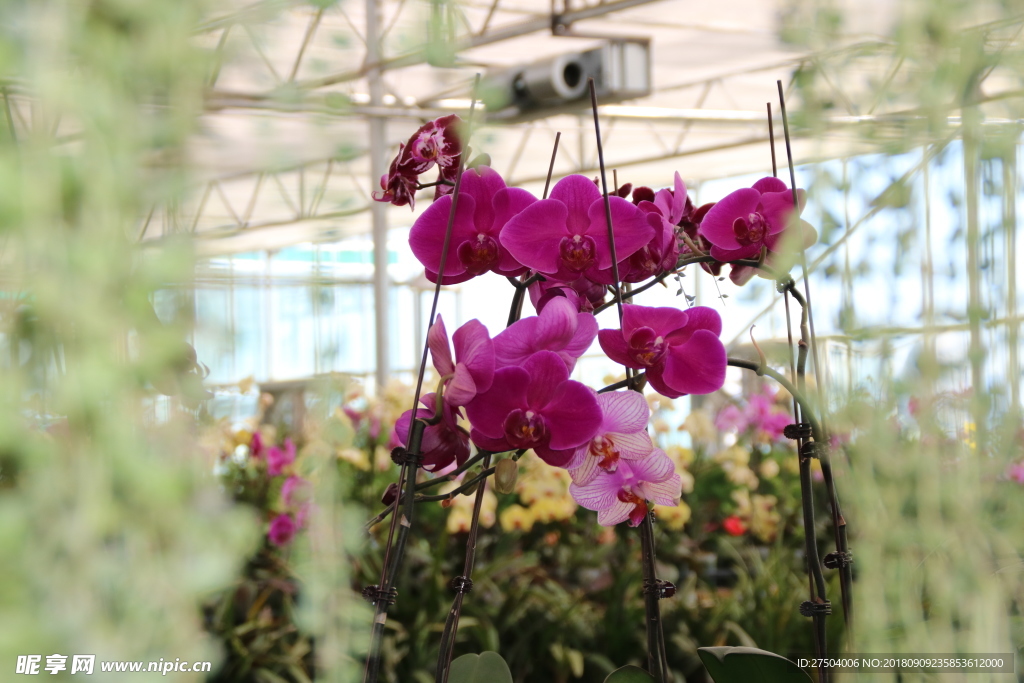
[457,234,500,275]
[616,487,649,526]
[732,211,768,246]
[626,327,668,367]
[503,409,548,449]
[410,128,446,165]
[629,244,660,279]
[558,234,597,273]
[589,435,621,472]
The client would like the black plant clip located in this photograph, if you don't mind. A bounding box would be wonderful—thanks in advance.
[450,576,474,594]
[643,579,677,600]
[784,423,813,440]
[799,599,832,617]
[824,551,853,569]
[391,447,423,467]
[361,585,398,606]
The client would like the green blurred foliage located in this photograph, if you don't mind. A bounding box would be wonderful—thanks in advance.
[0,0,260,678]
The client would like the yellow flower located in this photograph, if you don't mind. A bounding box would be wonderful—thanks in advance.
[531,497,577,523]
[726,464,759,490]
[731,488,751,517]
[665,445,695,468]
[500,504,535,532]
[759,459,780,479]
[681,410,716,444]
[749,494,781,543]
[441,482,497,531]
[654,501,691,531]
[715,445,750,467]
[338,447,371,471]
[447,508,473,534]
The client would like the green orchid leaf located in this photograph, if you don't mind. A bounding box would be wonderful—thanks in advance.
[448,651,514,683]
[603,664,656,683]
[698,646,813,683]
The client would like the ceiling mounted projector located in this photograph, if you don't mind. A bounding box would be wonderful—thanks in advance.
[480,38,651,122]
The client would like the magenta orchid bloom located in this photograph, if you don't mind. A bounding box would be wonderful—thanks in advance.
[598,304,726,399]
[393,392,470,472]
[493,296,597,372]
[500,175,655,282]
[464,350,601,467]
[266,438,296,476]
[603,172,687,283]
[699,177,816,284]
[428,316,495,407]
[281,475,311,508]
[528,274,606,313]
[410,166,535,284]
[570,448,682,526]
[268,513,298,546]
[249,431,264,459]
[373,115,463,209]
[567,391,654,486]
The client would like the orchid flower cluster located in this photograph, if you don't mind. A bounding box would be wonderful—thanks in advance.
[376,117,811,529]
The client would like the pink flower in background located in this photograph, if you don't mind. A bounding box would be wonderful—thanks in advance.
[493,296,597,372]
[567,391,654,486]
[393,392,470,472]
[464,350,601,467]
[268,513,298,546]
[698,177,815,285]
[598,304,727,399]
[267,438,296,476]
[373,115,463,209]
[715,389,791,442]
[410,166,535,284]
[281,476,311,508]
[528,275,606,313]
[428,316,495,407]
[249,431,264,459]
[570,448,681,526]
[501,175,655,282]
[1007,462,1024,484]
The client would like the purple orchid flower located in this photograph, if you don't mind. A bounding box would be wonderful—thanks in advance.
[268,513,298,546]
[428,316,495,407]
[464,350,601,467]
[598,304,726,399]
[600,172,688,283]
[409,166,536,284]
[267,438,296,476]
[372,115,463,209]
[500,175,655,282]
[528,275,606,313]
[570,448,682,526]
[393,392,470,472]
[493,296,597,373]
[698,177,816,285]
[715,389,791,441]
[567,391,654,486]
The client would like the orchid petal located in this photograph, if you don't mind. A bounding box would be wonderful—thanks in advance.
[699,188,760,250]
[609,431,655,460]
[597,500,634,525]
[534,444,577,467]
[549,175,602,234]
[409,194,477,276]
[428,316,455,376]
[751,176,789,194]
[622,303,689,338]
[522,350,570,409]
[597,329,636,368]
[759,190,800,235]
[500,200,568,275]
[444,363,478,407]
[586,196,656,269]
[470,429,513,454]
[464,366,530,438]
[561,312,598,365]
[641,474,683,506]
[569,451,601,486]
[570,473,621,511]
[645,364,685,399]
[452,319,494,392]
[659,330,727,396]
[598,391,650,433]
[630,448,676,482]
[542,380,601,450]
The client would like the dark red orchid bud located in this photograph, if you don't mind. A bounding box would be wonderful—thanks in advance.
[631,186,655,205]
[381,483,400,507]
[615,183,633,198]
